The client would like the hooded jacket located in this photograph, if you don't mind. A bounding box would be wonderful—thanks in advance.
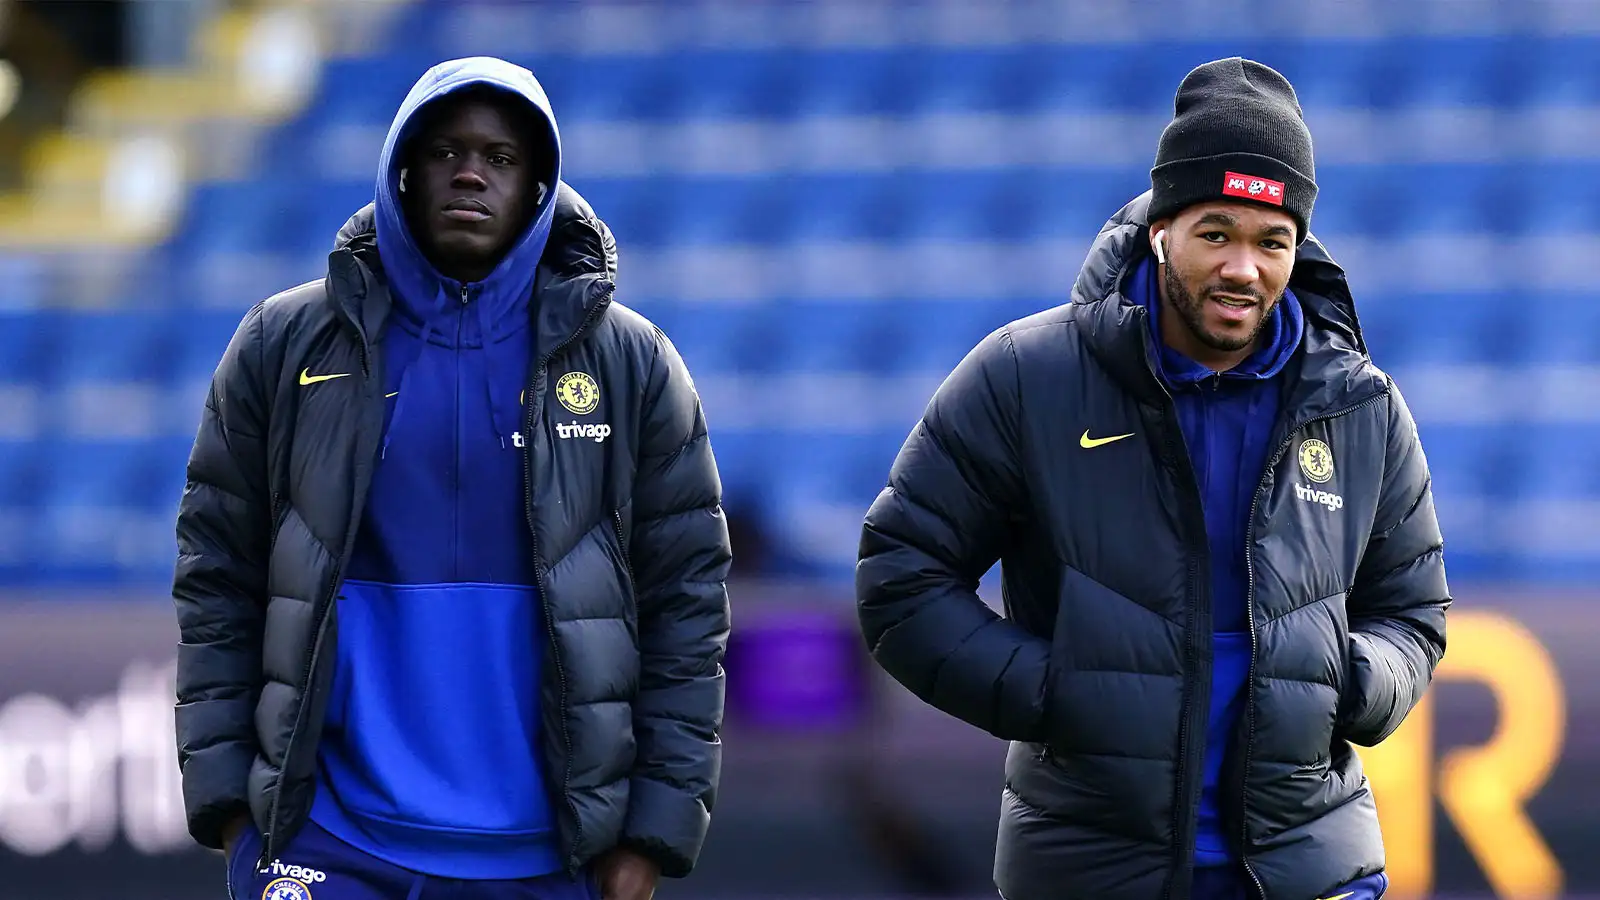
[856,192,1449,900]
[172,57,731,881]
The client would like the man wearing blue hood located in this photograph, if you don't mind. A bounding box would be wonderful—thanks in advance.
[173,57,732,900]
[857,59,1449,900]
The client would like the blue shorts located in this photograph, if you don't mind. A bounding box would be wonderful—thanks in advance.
[225,821,599,900]
[1192,866,1388,900]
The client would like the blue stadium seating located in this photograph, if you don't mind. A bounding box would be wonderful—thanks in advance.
[3,0,1597,584]
[0,310,60,382]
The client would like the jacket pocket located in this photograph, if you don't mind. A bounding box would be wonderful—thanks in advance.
[1043,566,1131,752]
[1330,591,1355,732]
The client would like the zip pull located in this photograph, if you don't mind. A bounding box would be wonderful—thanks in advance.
[460,284,470,306]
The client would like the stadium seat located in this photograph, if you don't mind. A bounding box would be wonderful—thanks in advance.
[0,251,51,311]
[0,440,41,509]
[0,310,62,382]
[12,16,1600,585]
[0,440,37,578]
[758,430,901,577]
[788,49,902,117]
[1517,37,1600,107]
[53,310,182,384]
[645,300,748,374]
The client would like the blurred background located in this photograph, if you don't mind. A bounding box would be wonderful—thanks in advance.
[0,0,1594,898]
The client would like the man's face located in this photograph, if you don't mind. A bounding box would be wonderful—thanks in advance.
[1152,201,1297,366]
[404,93,541,282]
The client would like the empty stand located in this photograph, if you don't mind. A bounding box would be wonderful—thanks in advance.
[0,0,1595,584]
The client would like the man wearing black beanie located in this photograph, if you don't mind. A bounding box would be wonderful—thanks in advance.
[857,57,1448,900]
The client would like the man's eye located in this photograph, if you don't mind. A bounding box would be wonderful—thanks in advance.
[1202,232,1227,242]
[431,147,455,160]
[489,154,514,166]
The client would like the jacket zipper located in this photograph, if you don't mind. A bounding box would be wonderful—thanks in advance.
[268,492,283,554]
[612,509,633,582]
[260,327,373,868]
[1122,331,1202,900]
[523,282,615,874]
[1237,390,1387,898]
[1130,336,1209,900]
[260,553,344,869]
[1164,406,1205,900]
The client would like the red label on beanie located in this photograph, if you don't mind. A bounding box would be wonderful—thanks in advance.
[1222,171,1285,205]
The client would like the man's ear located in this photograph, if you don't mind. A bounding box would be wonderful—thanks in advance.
[1148,219,1171,265]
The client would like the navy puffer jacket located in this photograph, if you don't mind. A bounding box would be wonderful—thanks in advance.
[174,184,732,879]
[857,192,1449,900]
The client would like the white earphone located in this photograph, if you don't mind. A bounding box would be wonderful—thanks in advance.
[1152,229,1167,265]
[398,168,408,193]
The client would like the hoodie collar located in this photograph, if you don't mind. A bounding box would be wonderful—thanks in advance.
[1129,255,1304,388]
[328,182,618,363]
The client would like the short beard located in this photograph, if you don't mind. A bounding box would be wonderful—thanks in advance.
[1162,262,1280,353]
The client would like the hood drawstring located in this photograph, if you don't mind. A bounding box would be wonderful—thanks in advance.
[475,280,521,449]
[382,319,434,460]
[381,281,522,458]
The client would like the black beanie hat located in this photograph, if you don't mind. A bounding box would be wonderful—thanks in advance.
[1149,57,1317,242]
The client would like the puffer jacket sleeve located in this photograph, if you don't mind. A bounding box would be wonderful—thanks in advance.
[856,328,1050,743]
[171,301,271,849]
[1339,381,1451,746]
[622,327,732,878]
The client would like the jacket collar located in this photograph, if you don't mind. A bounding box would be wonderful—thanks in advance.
[1073,191,1388,422]
[326,180,617,365]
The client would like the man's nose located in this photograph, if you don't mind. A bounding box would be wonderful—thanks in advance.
[1218,247,1261,285]
[451,158,488,189]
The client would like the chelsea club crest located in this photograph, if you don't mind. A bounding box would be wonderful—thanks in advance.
[263,878,313,900]
[1297,438,1334,484]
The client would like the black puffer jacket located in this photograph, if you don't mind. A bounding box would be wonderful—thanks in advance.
[856,192,1449,900]
[173,183,732,878]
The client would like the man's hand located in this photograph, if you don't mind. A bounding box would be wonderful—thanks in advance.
[221,812,251,858]
[595,846,659,900]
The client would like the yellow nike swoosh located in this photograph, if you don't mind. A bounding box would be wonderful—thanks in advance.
[385,392,399,399]
[1317,893,1356,900]
[1080,429,1134,449]
[299,368,350,386]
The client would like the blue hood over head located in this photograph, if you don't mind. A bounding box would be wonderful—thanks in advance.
[372,56,562,450]
[375,56,561,316]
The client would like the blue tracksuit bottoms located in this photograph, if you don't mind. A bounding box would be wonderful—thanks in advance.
[226,822,597,900]
[1192,865,1389,900]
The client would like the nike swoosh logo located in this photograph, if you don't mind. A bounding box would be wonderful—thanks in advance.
[1080,429,1134,449]
[1318,893,1356,900]
[385,392,399,398]
[299,368,350,386]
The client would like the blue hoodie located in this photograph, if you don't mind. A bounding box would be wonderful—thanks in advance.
[309,58,564,880]
[1129,256,1305,867]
